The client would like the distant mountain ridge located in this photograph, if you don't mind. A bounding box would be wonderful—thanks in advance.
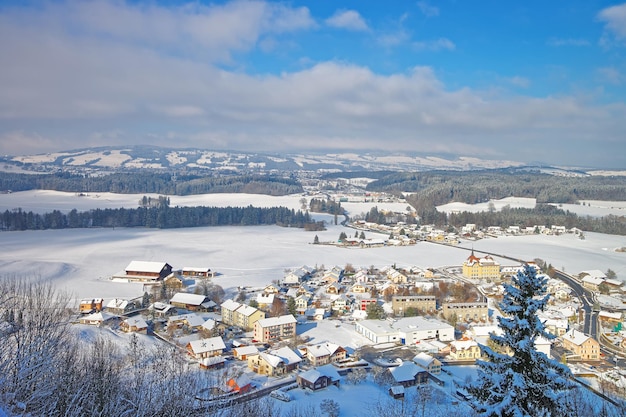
[3,145,527,173]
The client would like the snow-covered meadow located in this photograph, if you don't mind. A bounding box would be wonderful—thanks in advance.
[1,191,624,307]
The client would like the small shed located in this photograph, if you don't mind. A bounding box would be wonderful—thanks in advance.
[389,385,405,399]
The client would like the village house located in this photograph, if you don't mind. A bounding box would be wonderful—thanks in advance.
[263,284,281,294]
[226,374,253,394]
[147,302,177,318]
[350,283,368,294]
[187,336,226,360]
[78,311,115,326]
[303,342,347,367]
[331,295,349,313]
[167,313,206,330]
[106,298,135,316]
[449,339,481,360]
[359,299,378,311]
[233,345,259,361]
[462,251,501,280]
[247,346,302,376]
[169,293,215,311]
[220,299,266,331]
[297,364,341,391]
[294,295,310,314]
[412,352,441,375]
[163,275,185,290]
[114,260,173,283]
[256,293,275,309]
[78,298,103,314]
[120,316,148,334]
[562,329,600,361]
[253,314,297,343]
[392,295,437,316]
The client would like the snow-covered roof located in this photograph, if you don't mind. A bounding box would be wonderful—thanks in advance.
[126,260,168,273]
[307,342,342,358]
[563,329,590,346]
[270,346,302,366]
[189,336,226,354]
[259,352,283,368]
[389,361,421,383]
[168,313,205,328]
[237,304,259,317]
[298,364,341,383]
[582,275,604,286]
[412,352,437,368]
[257,293,275,304]
[182,267,211,273]
[106,298,129,309]
[581,269,607,279]
[202,319,216,331]
[221,299,241,311]
[451,339,478,350]
[81,311,115,322]
[200,356,225,367]
[149,302,175,312]
[170,292,208,306]
[234,345,259,356]
[123,316,147,328]
[257,315,297,328]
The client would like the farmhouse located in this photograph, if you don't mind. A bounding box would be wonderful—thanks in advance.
[181,267,214,278]
[412,352,441,375]
[79,311,115,326]
[169,293,215,311]
[115,260,173,282]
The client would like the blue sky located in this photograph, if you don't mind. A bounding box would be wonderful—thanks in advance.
[1,0,625,168]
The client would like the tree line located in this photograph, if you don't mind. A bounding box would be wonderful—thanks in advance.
[1,204,325,231]
[0,172,303,196]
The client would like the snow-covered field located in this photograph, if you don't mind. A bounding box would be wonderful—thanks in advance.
[1,192,624,307]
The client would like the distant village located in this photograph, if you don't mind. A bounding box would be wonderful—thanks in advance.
[75,243,626,402]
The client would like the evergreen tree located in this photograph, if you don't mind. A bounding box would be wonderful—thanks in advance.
[464,264,575,416]
[287,297,297,316]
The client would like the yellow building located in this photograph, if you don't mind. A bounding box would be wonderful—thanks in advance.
[562,329,600,361]
[462,250,500,280]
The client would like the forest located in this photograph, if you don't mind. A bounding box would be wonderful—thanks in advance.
[0,172,303,196]
[0,202,325,231]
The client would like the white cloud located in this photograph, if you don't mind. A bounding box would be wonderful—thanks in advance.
[547,38,590,47]
[326,9,368,31]
[597,67,624,85]
[412,38,455,51]
[508,76,531,88]
[597,3,626,46]
[417,1,439,17]
[0,0,624,166]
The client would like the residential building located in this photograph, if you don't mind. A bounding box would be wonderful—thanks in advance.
[449,339,481,360]
[562,329,600,361]
[462,251,500,280]
[106,298,135,315]
[220,299,266,331]
[392,295,437,316]
[442,302,489,322]
[253,314,297,343]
